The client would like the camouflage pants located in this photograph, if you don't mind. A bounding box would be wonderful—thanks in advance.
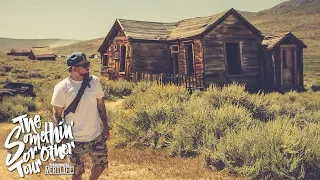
[69,133,108,176]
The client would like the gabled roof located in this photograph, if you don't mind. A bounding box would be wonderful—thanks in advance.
[31,46,54,56]
[262,32,307,50]
[168,11,227,40]
[10,49,31,53]
[98,8,263,52]
[117,19,176,40]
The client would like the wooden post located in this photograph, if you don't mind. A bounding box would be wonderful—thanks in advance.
[195,74,198,88]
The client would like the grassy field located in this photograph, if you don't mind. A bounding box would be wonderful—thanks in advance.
[0,53,320,179]
[304,56,320,88]
[0,54,243,179]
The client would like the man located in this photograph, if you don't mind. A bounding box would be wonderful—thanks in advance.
[51,52,110,180]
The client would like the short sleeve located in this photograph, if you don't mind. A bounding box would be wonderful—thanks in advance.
[51,85,65,107]
[95,79,104,98]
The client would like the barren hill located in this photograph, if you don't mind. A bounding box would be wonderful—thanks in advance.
[52,38,104,56]
[0,38,81,53]
[241,0,320,56]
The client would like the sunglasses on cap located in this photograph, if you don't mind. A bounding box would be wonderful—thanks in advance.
[74,61,90,68]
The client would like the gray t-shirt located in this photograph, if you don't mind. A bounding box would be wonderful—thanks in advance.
[51,75,105,142]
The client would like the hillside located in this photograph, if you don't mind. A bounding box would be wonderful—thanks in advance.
[241,0,320,56]
[0,38,82,53]
[52,38,104,55]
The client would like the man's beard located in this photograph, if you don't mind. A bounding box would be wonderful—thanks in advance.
[79,72,89,77]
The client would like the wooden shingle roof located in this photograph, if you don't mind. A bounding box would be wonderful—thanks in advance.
[168,11,227,40]
[10,49,31,53]
[262,32,307,50]
[31,46,54,56]
[98,8,263,52]
[117,19,176,40]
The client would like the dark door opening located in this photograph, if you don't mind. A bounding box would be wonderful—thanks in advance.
[281,47,295,85]
[185,44,194,74]
[226,42,241,75]
[103,54,108,66]
[171,53,179,74]
[120,45,126,72]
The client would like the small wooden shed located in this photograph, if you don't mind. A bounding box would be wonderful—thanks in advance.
[29,46,56,60]
[7,49,31,56]
[262,32,307,91]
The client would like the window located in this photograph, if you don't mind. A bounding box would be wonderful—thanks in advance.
[185,43,194,74]
[172,45,179,52]
[226,42,241,75]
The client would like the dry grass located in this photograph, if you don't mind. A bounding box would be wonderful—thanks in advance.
[0,100,240,180]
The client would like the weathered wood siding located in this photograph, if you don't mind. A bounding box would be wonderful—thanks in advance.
[101,30,131,73]
[131,41,171,73]
[203,13,263,89]
[176,39,203,74]
[267,37,304,90]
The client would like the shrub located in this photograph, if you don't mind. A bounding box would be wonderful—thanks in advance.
[101,79,135,99]
[29,72,46,78]
[0,95,36,122]
[0,65,13,72]
[0,72,7,76]
[169,101,255,157]
[203,83,250,109]
[203,119,320,179]
[11,68,28,74]
[54,74,62,79]
[311,82,320,92]
[15,74,29,79]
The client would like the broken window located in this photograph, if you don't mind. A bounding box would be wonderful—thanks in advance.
[185,43,194,74]
[226,42,241,75]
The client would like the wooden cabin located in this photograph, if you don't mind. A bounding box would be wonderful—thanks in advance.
[7,49,31,56]
[98,8,307,91]
[29,46,56,60]
[262,32,307,92]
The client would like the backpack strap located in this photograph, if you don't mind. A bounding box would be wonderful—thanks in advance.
[63,75,92,118]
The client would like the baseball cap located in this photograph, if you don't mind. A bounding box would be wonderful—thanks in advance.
[66,52,88,70]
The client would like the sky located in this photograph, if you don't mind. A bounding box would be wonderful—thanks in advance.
[0,0,288,40]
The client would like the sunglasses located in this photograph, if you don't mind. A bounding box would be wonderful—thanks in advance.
[74,61,90,68]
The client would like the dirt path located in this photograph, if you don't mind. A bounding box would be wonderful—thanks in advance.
[0,98,240,180]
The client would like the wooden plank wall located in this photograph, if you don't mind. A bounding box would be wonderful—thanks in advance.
[102,30,130,73]
[177,39,203,74]
[131,41,171,73]
[203,13,263,89]
[271,38,304,89]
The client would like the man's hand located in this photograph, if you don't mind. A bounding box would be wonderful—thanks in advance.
[103,125,110,140]
[97,97,110,141]
[53,106,64,127]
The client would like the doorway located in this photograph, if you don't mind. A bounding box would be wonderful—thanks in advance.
[281,46,296,85]
[120,45,126,72]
